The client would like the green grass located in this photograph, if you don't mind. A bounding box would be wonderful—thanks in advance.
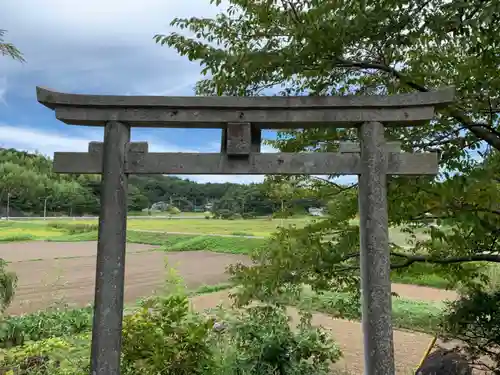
[45,217,312,237]
[45,217,430,247]
[282,287,445,334]
[391,263,453,289]
[0,221,67,241]
[49,230,266,254]
[128,211,208,217]
[480,263,500,291]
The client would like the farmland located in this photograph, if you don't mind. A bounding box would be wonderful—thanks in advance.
[15,216,428,247]
[0,219,488,374]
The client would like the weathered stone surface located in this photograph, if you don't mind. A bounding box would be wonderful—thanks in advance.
[36,86,455,128]
[339,141,402,153]
[358,121,395,375]
[89,141,148,154]
[416,349,472,375]
[90,121,130,375]
[53,105,437,127]
[37,86,455,109]
[53,151,438,175]
[225,123,251,155]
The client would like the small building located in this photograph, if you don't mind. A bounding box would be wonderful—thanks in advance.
[308,207,325,216]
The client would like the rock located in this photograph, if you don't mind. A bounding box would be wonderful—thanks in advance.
[416,348,472,375]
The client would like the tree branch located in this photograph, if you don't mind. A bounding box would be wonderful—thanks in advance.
[335,251,500,272]
[334,58,500,151]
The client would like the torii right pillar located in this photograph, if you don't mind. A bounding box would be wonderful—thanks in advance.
[349,122,439,375]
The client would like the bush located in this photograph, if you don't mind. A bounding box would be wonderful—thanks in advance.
[0,306,93,348]
[213,209,234,219]
[167,205,181,214]
[0,258,17,314]
[121,293,214,375]
[210,304,342,375]
[47,223,98,235]
[441,288,500,374]
[241,212,257,219]
[0,334,90,375]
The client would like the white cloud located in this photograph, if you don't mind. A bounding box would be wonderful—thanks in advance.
[0,124,269,184]
[0,124,190,157]
[0,0,228,98]
[0,125,94,156]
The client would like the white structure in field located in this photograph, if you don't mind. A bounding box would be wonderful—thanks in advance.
[308,207,325,216]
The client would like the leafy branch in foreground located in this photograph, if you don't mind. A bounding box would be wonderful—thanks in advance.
[0,29,25,63]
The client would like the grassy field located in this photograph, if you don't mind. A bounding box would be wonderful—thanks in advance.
[0,221,67,242]
[128,211,208,217]
[44,217,310,237]
[33,217,430,246]
[280,287,446,334]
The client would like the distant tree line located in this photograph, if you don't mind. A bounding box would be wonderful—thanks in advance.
[0,148,326,217]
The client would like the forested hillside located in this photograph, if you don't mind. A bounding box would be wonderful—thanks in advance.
[0,148,325,216]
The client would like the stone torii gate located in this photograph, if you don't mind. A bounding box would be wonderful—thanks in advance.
[36,86,454,375]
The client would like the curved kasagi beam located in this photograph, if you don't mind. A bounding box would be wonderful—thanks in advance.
[35,86,455,128]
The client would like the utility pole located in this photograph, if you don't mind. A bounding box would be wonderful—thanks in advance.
[43,196,51,220]
[6,193,10,221]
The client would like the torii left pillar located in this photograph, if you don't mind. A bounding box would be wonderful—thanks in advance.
[90,121,130,374]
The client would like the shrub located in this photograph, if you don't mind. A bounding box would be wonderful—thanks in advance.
[0,258,17,314]
[210,304,342,375]
[121,293,214,375]
[213,209,234,220]
[167,205,181,214]
[241,212,257,219]
[0,306,93,348]
[0,334,90,375]
[441,288,500,373]
[47,223,97,235]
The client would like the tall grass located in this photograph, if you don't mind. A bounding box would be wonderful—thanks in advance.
[281,288,445,334]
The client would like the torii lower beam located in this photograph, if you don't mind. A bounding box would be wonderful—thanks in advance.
[53,147,437,175]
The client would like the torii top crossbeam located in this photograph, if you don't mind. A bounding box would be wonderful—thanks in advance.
[36,87,455,128]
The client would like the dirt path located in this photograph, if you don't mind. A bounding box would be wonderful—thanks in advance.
[392,283,457,302]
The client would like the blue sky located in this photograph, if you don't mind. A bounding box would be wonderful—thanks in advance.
[0,0,359,185]
[0,0,270,184]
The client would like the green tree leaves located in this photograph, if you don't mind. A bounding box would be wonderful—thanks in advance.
[0,29,24,63]
[156,0,500,302]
